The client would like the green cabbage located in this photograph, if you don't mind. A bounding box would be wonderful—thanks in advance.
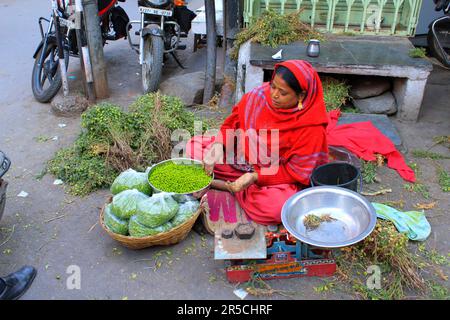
[135,193,179,228]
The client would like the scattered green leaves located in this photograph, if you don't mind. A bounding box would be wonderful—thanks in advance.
[432,135,450,149]
[362,161,378,184]
[380,199,405,210]
[208,275,217,284]
[403,183,430,199]
[409,47,427,58]
[34,135,51,143]
[437,168,450,192]
[34,166,48,181]
[314,281,335,294]
[428,281,450,300]
[408,162,420,176]
[425,249,449,266]
[112,247,122,256]
[411,149,450,160]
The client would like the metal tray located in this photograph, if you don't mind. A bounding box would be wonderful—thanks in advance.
[281,186,377,248]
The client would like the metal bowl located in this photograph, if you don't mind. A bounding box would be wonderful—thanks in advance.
[147,158,214,200]
[281,186,377,248]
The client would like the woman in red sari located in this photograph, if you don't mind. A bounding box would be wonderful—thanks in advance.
[188,60,328,225]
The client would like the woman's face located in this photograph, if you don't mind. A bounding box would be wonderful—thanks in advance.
[270,74,305,109]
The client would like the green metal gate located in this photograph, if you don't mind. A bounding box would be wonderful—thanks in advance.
[244,0,423,36]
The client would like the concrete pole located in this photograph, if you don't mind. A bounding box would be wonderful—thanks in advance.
[219,0,243,108]
[75,0,96,101]
[82,0,109,99]
[203,0,217,105]
[222,0,227,71]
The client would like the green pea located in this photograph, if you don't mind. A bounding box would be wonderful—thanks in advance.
[149,161,212,194]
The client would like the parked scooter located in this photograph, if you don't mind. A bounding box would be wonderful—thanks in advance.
[428,0,450,67]
[127,0,196,93]
[31,0,131,103]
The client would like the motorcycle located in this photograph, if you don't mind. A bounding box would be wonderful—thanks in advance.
[127,0,196,93]
[428,0,450,67]
[31,0,130,103]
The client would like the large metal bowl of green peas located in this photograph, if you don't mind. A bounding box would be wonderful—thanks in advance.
[147,158,214,200]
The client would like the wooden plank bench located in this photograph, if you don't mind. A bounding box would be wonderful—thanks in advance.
[235,36,433,122]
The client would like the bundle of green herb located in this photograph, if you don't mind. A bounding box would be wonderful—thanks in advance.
[231,10,324,60]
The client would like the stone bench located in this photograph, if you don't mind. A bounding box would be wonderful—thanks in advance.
[235,36,433,121]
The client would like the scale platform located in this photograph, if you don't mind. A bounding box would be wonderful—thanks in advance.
[202,190,337,283]
[202,189,267,260]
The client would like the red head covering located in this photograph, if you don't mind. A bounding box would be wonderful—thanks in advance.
[263,60,328,129]
[216,59,329,187]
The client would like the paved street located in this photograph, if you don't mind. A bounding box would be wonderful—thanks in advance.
[0,0,448,300]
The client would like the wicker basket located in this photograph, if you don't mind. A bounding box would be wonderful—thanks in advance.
[99,197,202,249]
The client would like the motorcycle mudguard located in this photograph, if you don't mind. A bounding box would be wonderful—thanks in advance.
[111,6,130,39]
[98,0,117,17]
[142,24,164,38]
[173,5,196,33]
[32,35,57,59]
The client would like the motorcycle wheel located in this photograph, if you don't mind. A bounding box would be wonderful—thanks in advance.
[142,35,164,93]
[31,37,69,103]
[427,18,450,68]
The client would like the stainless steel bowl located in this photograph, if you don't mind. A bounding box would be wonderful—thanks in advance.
[281,186,377,248]
[147,158,214,200]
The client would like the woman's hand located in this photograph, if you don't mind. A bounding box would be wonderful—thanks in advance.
[225,172,258,193]
[203,142,224,176]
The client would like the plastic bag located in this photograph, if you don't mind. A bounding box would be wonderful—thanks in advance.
[171,201,200,227]
[172,194,196,203]
[128,215,173,237]
[104,203,129,235]
[111,189,149,219]
[135,193,179,228]
[110,168,152,196]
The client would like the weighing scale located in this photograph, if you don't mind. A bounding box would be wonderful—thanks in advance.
[202,190,337,283]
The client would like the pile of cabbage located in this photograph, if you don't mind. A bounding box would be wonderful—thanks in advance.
[103,169,199,237]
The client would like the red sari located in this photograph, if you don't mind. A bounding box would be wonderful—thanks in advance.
[188,60,329,225]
